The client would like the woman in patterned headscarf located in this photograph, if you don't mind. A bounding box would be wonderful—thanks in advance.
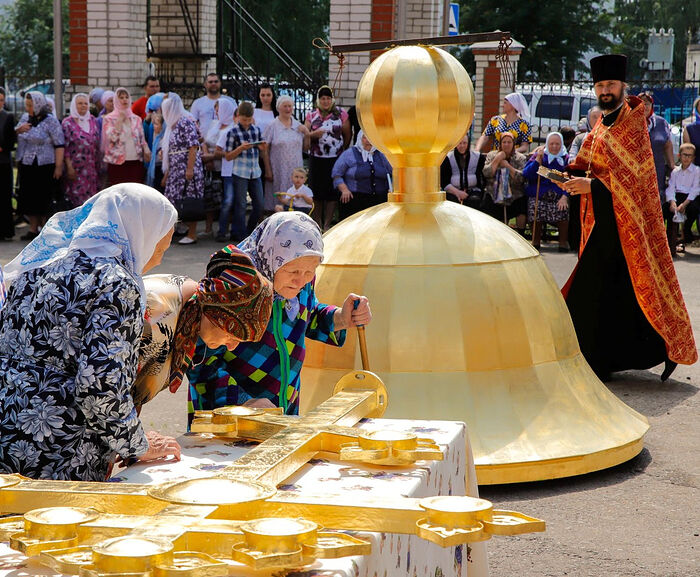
[185,212,372,422]
[133,245,274,408]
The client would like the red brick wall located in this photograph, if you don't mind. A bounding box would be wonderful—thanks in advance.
[371,0,395,60]
[69,0,88,84]
[482,62,501,130]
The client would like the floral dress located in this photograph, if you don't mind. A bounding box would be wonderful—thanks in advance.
[263,117,305,196]
[482,114,533,150]
[164,117,204,203]
[62,116,101,207]
[0,251,149,481]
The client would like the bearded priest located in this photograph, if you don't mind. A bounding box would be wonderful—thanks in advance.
[561,54,696,381]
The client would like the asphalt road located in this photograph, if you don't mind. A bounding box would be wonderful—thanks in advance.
[1,226,698,577]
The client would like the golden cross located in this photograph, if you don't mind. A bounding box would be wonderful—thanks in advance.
[0,371,545,575]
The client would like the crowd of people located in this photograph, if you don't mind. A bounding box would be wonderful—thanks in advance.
[0,56,697,484]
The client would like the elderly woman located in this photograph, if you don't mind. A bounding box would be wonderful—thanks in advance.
[639,92,675,202]
[133,245,273,408]
[522,132,570,251]
[333,130,392,219]
[102,87,150,186]
[96,90,115,136]
[481,131,528,233]
[186,212,372,422]
[145,93,166,190]
[162,92,205,245]
[440,134,485,209]
[305,86,351,231]
[476,92,532,154]
[62,93,101,208]
[15,91,65,240]
[0,184,180,481]
[263,95,309,204]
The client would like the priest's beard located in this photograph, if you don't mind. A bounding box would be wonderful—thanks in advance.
[598,90,623,111]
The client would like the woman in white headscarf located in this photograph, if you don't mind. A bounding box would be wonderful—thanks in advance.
[522,131,570,251]
[14,91,65,239]
[0,183,181,482]
[476,91,533,154]
[332,129,393,220]
[161,92,205,245]
[62,93,101,207]
[186,211,372,422]
[102,87,150,186]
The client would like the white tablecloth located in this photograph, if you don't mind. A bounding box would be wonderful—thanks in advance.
[1,418,488,577]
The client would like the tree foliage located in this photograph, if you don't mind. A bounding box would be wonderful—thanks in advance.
[459,0,613,80]
[613,0,700,79]
[231,0,330,85]
[0,0,69,82]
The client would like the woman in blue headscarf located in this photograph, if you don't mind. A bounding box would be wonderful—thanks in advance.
[144,92,166,190]
[522,131,570,252]
[0,183,181,481]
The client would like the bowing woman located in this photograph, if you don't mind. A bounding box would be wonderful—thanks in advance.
[186,212,372,423]
[0,184,181,481]
[133,245,273,408]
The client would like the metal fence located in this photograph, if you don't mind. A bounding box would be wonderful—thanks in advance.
[516,79,700,152]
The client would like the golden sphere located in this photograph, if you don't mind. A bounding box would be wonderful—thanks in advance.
[356,46,474,201]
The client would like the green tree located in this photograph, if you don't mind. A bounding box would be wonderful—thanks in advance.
[0,0,69,81]
[227,0,330,85]
[613,0,700,79]
[458,0,613,80]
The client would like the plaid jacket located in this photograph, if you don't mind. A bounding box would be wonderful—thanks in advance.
[187,281,345,422]
[225,122,263,179]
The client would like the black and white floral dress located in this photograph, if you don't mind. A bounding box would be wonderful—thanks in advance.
[0,250,149,481]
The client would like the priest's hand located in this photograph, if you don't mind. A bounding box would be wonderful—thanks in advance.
[335,294,372,330]
[242,398,276,409]
[138,431,182,463]
[563,177,592,196]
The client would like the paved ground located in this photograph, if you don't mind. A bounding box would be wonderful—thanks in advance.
[1,227,698,577]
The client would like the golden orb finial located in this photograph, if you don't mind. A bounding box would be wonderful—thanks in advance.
[356,45,475,202]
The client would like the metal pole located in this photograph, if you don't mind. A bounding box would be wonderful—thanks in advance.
[53,0,63,119]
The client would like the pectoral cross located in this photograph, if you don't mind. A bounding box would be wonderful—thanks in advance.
[0,371,544,575]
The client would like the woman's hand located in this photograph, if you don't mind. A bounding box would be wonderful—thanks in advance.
[453,188,468,202]
[143,149,152,164]
[563,177,592,196]
[138,431,181,463]
[53,164,63,180]
[66,165,77,181]
[242,398,276,409]
[534,145,545,163]
[340,188,353,203]
[185,167,194,180]
[557,195,569,211]
[335,294,372,330]
[16,123,31,135]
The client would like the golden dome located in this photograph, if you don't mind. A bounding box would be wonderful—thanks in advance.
[301,46,647,484]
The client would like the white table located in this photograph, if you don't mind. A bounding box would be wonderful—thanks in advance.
[1,418,488,577]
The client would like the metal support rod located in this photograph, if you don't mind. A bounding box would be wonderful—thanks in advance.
[330,31,510,55]
[53,0,63,119]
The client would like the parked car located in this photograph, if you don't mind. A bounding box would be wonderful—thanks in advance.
[3,79,70,117]
[517,85,597,143]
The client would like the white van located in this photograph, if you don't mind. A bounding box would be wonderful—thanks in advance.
[517,85,597,143]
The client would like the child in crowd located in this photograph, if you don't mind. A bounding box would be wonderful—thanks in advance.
[217,102,266,242]
[275,167,314,214]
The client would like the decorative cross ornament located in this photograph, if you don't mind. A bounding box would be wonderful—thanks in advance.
[0,371,544,575]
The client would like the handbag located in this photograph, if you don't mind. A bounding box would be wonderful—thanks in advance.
[174,180,206,222]
[203,170,223,212]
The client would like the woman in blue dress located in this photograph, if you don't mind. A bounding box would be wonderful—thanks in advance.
[522,131,570,251]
